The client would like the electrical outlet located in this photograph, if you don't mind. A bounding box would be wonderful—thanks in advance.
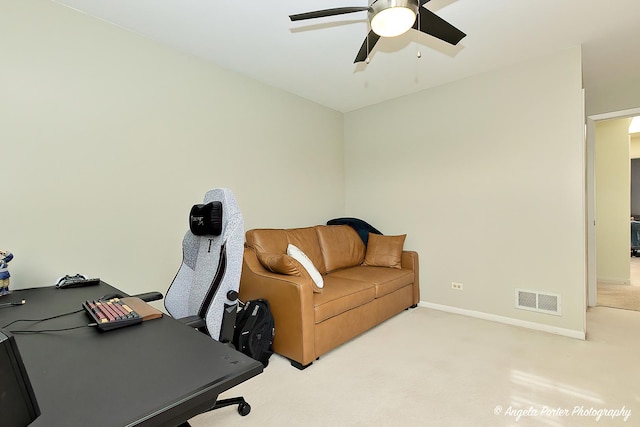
[451,282,463,290]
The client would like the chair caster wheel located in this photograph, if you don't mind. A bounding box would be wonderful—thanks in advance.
[238,402,251,416]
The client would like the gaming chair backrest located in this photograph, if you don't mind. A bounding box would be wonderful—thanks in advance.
[165,188,244,341]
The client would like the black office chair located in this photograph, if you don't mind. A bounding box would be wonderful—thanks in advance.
[163,188,252,423]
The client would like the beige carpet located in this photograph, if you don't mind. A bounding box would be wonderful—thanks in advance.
[190,307,640,427]
[597,283,640,311]
[596,256,640,311]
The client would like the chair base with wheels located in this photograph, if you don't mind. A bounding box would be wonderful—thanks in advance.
[213,397,251,416]
[176,397,251,427]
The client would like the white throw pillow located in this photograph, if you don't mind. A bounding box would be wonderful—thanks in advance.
[286,244,324,289]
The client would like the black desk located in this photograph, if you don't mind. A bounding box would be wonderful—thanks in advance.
[0,282,263,426]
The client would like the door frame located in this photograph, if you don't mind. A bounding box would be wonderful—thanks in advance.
[586,107,640,307]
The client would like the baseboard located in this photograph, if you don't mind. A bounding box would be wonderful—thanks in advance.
[597,276,631,285]
[419,301,586,340]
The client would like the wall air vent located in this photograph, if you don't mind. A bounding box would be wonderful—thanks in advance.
[515,289,561,316]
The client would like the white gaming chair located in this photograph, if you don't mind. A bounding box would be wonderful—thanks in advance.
[165,188,251,420]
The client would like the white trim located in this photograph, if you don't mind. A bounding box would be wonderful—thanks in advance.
[586,117,597,307]
[419,301,586,340]
[589,107,640,121]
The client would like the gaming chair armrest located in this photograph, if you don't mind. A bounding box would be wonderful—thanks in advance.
[177,315,207,329]
[131,291,164,302]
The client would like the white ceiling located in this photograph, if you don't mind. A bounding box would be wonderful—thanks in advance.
[53,0,640,112]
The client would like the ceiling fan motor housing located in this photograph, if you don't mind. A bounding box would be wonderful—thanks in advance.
[369,0,419,37]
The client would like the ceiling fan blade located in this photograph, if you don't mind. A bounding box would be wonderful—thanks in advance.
[420,0,432,4]
[289,7,369,22]
[354,31,381,63]
[415,7,466,45]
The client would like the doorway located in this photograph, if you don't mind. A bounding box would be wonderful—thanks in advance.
[587,108,640,311]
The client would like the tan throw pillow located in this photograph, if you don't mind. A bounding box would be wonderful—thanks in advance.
[362,233,406,269]
[257,253,301,275]
[256,252,322,293]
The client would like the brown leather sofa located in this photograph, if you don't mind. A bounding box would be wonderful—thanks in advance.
[239,224,419,369]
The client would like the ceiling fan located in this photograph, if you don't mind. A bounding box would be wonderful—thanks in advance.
[289,0,466,63]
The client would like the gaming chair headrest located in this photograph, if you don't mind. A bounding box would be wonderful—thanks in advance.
[190,201,222,236]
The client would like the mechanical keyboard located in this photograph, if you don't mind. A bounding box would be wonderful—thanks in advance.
[83,298,143,331]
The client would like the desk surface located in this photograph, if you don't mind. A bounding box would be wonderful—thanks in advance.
[0,282,263,427]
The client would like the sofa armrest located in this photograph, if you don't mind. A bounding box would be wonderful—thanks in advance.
[401,251,420,305]
[239,248,317,366]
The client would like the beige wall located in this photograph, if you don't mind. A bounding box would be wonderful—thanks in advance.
[630,134,640,159]
[0,1,590,335]
[595,119,632,284]
[0,0,344,296]
[344,48,586,334]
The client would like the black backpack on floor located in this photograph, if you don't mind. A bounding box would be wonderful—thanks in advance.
[233,299,275,367]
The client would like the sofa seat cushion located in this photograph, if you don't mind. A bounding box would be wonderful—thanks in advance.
[329,266,414,299]
[313,275,375,323]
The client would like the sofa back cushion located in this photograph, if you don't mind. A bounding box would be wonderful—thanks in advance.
[285,227,326,274]
[246,228,289,254]
[316,225,365,273]
[246,226,326,274]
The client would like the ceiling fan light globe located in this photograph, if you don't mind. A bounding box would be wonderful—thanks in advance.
[371,7,416,37]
